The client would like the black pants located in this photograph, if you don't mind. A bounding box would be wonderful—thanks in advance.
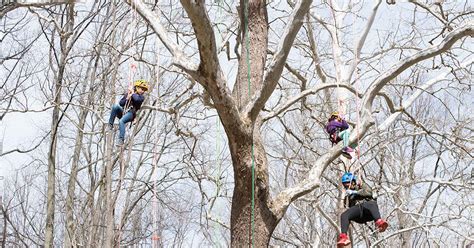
[340,200,381,233]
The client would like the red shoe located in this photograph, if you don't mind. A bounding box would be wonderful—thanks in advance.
[375,219,388,232]
[337,233,351,247]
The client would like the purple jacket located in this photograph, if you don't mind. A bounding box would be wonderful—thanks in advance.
[326,119,349,134]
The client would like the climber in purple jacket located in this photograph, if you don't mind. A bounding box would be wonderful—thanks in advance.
[326,112,357,159]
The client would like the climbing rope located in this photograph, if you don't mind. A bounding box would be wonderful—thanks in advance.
[243,0,255,246]
[344,3,363,202]
[151,81,161,247]
[352,4,364,178]
[347,2,365,189]
[115,2,140,246]
[151,2,161,246]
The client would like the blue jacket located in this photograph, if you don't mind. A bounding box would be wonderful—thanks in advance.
[326,119,349,134]
[119,93,145,119]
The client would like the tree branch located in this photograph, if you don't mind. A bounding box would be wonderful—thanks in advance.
[270,22,473,221]
[408,0,451,30]
[179,0,221,82]
[262,83,361,122]
[377,56,474,131]
[363,23,474,112]
[305,14,327,83]
[179,0,245,137]
[129,0,198,74]
[327,0,345,82]
[315,203,339,231]
[245,0,313,122]
[131,0,245,137]
[345,0,382,82]
[370,222,448,247]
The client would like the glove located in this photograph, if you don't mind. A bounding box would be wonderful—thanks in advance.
[345,189,358,196]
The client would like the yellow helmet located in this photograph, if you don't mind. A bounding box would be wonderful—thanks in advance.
[331,111,340,117]
[133,79,149,91]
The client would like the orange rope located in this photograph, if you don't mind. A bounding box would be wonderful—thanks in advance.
[352,5,363,180]
[150,1,161,246]
[116,2,139,246]
[151,31,161,248]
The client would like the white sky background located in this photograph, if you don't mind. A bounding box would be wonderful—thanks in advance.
[1,111,50,177]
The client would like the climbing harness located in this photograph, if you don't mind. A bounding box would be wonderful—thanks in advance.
[329,128,343,145]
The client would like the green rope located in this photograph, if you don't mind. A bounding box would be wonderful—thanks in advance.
[214,116,223,248]
[243,0,255,246]
[214,2,226,247]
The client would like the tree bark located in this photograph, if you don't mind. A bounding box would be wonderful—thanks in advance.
[44,81,60,248]
[63,92,87,248]
[229,130,277,247]
[44,4,75,247]
[232,0,268,110]
[227,1,280,246]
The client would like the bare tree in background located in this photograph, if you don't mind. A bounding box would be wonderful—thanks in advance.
[1,1,212,247]
[31,3,78,246]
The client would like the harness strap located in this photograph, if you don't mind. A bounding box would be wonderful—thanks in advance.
[329,128,342,145]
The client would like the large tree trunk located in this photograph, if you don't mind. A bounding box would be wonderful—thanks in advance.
[229,131,277,246]
[229,1,277,246]
[228,0,278,246]
[232,0,268,109]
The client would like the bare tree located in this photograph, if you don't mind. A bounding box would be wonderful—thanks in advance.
[1,0,472,247]
[130,0,473,246]
[2,1,206,246]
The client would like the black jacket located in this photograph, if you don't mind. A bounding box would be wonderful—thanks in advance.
[344,183,375,208]
[119,93,145,120]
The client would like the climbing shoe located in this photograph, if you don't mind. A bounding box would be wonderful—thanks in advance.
[375,219,388,232]
[341,147,353,159]
[337,233,351,247]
